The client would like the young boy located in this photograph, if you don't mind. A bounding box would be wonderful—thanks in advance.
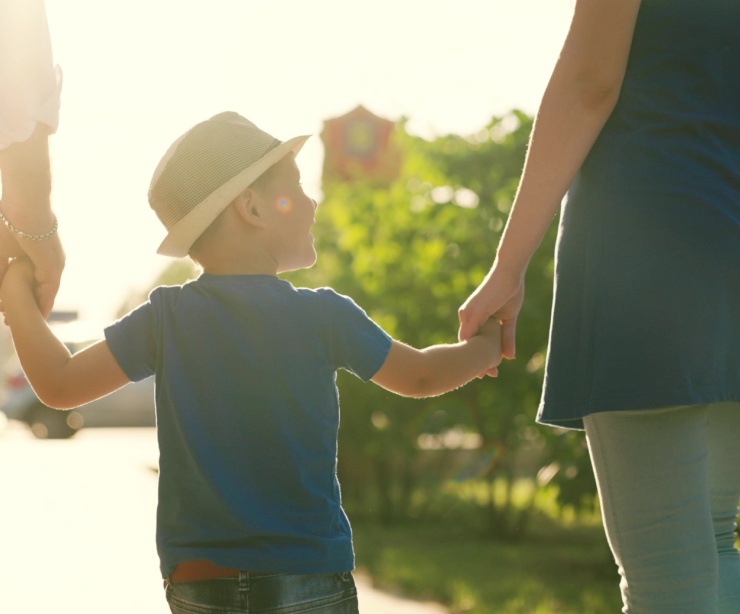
[0,111,501,614]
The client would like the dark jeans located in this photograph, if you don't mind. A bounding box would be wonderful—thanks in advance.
[165,571,359,613]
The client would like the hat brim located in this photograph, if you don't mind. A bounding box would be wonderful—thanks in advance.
[156,134,310,257]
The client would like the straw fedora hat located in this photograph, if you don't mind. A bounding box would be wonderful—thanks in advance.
[149,111,309,257]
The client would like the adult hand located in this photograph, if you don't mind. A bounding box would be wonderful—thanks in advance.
[0,222,65,320]
[17,234,64,320]
[458,266,525,360]
[0,228,23,307]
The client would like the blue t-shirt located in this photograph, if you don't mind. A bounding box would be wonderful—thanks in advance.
[104,274,392,577]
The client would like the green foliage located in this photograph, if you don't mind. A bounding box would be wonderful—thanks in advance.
[287,111,597,533]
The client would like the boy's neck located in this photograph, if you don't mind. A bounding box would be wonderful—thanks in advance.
[200,259,277,277]
[197,245,278,277]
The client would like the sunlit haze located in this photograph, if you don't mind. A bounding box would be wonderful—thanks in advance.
[43,0,573,323]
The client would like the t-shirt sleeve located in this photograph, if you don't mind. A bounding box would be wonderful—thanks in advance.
[104,298,158,382]
[322,289,392,382]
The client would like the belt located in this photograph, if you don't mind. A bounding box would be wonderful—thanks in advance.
[170,560,241,583]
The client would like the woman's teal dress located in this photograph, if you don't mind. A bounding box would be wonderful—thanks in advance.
[537,0,740,429]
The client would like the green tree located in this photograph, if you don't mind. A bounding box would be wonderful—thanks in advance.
[289,112,594,535]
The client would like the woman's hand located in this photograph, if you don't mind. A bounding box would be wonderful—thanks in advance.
[458,265,525,360]
[16,232,64,319]
[0,212,65,320]
[0,256,36,325]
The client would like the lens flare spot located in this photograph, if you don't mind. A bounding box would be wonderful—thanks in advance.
[444,446,502,488]
[276,196,293,214]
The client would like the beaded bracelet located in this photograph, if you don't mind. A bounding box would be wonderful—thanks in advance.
[0,205,58,241]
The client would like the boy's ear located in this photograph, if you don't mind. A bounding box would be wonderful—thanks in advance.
[232,188,267,229]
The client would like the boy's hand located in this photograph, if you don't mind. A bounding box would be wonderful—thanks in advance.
[2,256,35,288]
[474,317,503,378]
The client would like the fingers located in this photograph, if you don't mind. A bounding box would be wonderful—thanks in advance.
[458,303,489,342]
[475,366,499,379]
[32,260,62,320]
[35,279,60,320]
[0,257,10,286]
[501,318,517,360]
[0,258,13,324]
[17,235,65,319]
[0,254,60,320]
[0,258,10,324]
[457,312,477,342]
[458,276,508,342]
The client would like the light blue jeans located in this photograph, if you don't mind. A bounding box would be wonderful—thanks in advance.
[584,402,740,613]
[165,571,359,613]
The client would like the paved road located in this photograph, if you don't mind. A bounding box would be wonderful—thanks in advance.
[0,420,445,613]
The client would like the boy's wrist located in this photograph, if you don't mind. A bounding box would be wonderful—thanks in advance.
[0,260,35,301]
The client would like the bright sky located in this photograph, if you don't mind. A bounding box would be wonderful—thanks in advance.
[43,0,573,322]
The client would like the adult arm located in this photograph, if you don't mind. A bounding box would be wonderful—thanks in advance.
[0,125,65,319]
[371,319,502,398]
[0,0,64,318]
[458,0,642,356]
[0,259,129,409]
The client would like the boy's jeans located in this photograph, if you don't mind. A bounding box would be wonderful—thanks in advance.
[584,402,740,613]
[165,571,359,613]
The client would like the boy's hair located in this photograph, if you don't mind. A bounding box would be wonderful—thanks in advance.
[148,112,309,258]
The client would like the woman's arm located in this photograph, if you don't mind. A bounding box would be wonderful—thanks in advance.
[0,0,64,318]
[0,259,129,409]
[458,0,642,350]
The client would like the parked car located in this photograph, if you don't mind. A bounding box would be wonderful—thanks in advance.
[1,321,155,439]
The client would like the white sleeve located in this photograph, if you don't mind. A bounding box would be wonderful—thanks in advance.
[0,0,62,150]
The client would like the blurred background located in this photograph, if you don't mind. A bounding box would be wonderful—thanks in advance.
[40,0,573,322]
[0,1,639,612]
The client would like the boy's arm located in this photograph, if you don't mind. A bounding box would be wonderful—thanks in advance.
[1,259,129,409]
[371,319,501,398]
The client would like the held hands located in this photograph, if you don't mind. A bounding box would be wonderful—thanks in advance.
[474,316,504,378]
[0,224,64,320]
[458,265,525,360]
[0,257,37,325]
[14,231,64,319]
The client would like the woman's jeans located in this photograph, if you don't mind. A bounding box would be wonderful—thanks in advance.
[584,402,740,613]
[165,571,359,613]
